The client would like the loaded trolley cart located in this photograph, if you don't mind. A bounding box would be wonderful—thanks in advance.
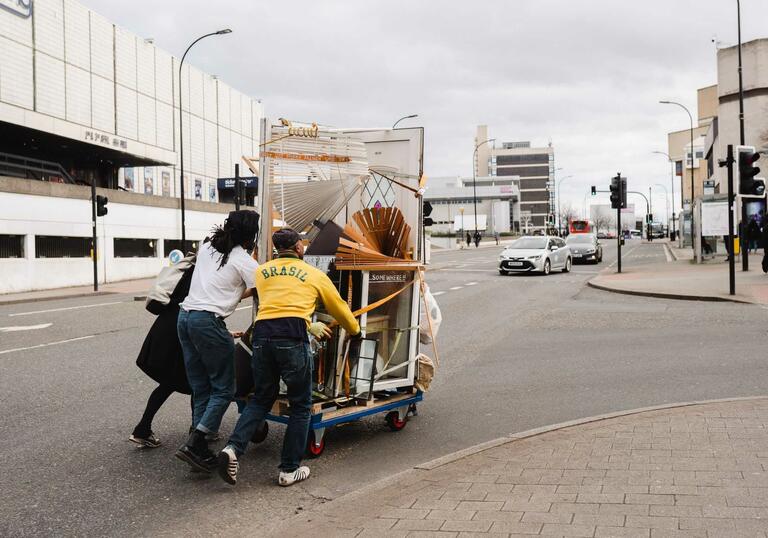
[238,119,437,457]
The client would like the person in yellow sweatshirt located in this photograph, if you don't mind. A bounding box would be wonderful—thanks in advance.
[217,227,360,487]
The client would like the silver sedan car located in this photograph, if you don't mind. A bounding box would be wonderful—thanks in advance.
[498,236,572,275]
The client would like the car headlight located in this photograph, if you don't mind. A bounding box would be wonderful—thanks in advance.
[526,255,541,260]
[585,248,595,254]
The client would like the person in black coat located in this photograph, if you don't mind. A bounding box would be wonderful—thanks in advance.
[130,268,194,448]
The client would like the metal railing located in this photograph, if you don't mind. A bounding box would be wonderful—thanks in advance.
[0,151,76,184]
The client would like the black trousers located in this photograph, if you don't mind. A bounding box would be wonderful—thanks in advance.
[133,384,191,437]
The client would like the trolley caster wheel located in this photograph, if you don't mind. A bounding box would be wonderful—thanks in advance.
[250,421,269,444]
[385,411,407,431]
[306,430,325,458]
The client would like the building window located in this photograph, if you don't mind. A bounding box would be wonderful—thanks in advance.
[0,235,24,258]
[114,238,157,258]
[164,240,200,257]
[496,154,549,166]
[35,236,92,258]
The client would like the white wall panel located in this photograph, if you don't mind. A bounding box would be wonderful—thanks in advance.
[155,50,173,105]
[0,37,33,109]
[89,11,113,80]
[114,27,136,90]
[137,93,156,145]
[188,66,204,118]
[204,120,217,178]
[65,64,90,125]
[240,96,252,139]
[156,101,174,151]
[63,0,89,70]
[229,88,241,133]
[216,81,229,128]
[116,85,138,139]
[229,131,242,175]
[189,115,204,175]
[35,53,65,118]
[203,75,216,122]
[34,0,65,59]
[136,40,155,98]
[91,74,115,132]
[217,126,230,177]
[0,1,33,45]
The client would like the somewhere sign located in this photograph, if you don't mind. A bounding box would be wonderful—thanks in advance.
[217,177,259,191]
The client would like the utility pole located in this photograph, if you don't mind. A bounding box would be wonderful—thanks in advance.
[234,163,241,211]
[737,0,748,271]
[90,180,98,292]
[722,145,737,295]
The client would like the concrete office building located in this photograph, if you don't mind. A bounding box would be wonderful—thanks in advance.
[475,125,554,232]
[0,0,263,293]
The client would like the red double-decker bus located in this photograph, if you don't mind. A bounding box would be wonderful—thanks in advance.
[569,220,593,234]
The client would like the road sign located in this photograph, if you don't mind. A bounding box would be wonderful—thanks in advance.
[168,249,184,265]
[217,176,259,191]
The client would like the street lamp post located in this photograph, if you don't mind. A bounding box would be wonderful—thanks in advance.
[178,29,232,252]
[392,114,418,129]
[652,151,677,240]
[472,138,495,243]
[659,100,695,256]
[556,174,573,235]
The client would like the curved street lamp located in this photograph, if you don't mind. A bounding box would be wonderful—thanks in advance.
[659,100,694,255]
[472,138,495,240]
[392,114,418,129]
[178,29,232,251]
[652,150,677,240]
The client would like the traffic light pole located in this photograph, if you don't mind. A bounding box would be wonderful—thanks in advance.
[726,145,736,295]
[90,180,98,292]
[617,174,623,274]
[234,163,241,211]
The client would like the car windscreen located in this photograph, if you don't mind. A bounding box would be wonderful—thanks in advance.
[566,234,594,244]
[508,237,547,249]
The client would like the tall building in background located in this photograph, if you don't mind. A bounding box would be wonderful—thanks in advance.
[475,126,554,231]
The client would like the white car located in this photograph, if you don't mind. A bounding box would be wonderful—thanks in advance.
[498,236,571,275]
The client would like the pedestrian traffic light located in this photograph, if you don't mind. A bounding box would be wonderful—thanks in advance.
[96,195,108,217]
[737,145,764,197]
[423,200,434,227]
[610,176,620,209]
[591,186,596,196]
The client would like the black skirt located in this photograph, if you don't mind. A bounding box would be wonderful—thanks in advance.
[135,307,192,394]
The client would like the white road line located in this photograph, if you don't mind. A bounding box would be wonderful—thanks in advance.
[466,282,478,286]
[449,286,462,290]
[0,323,52,333]
[235,305,251,311]
[0,335,95,356]
[432,291,446,296]
[9,301,125,317]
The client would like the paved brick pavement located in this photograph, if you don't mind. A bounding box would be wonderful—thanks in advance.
[272,398,768,538]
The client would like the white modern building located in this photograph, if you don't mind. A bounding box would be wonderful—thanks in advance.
[0,0,263,293]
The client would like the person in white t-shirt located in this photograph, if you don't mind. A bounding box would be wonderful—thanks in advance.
[175,210,260,473]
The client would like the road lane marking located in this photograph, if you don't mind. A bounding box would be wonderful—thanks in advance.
[235,305,251,311]
[449,286,462,290]
[466,282,478,286]
[432,291,446,296]
[0,335,95,356]
[0,323,52,333]
[8,301,125,317]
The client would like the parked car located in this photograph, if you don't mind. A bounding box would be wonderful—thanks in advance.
[498,236,571,275]
[630,230,642,239]
[597,232,608,239]
[565,233,603,264]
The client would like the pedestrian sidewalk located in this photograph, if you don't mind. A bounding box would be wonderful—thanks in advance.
[0,278,154,306]
[272,397,768,538]
[588,258,768,305]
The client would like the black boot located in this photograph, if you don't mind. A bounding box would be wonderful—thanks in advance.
[175,429,216,473]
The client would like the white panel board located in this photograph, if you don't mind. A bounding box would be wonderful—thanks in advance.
[189,115,204,175]
[65,64,91,125]
[701,201,732,236]
[89,11,114,80]
[136,40,155,98]
[216,82,229,128]
[188,66,204,118]
[154,49,173,105]
[229,88,241,133]
[0,0,33,45]
[116,85,138,139]
[217,125,230,177]
[91,74,115,132]
[204,120,217,178]
[203,75,216,122]
[240,96,252,139]
[114,27,136,90]
[34,0,65,59]
[63,0,89,69]
[137,93,156,144]
[155,101,174,151]
[35,53,65,118]
[229,131,242,174]
[0,37,34,109]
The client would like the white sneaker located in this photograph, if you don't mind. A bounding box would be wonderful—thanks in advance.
[278,466,310,487]
[217,446,239,485]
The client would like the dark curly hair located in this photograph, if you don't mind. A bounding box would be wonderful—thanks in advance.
[207,210,260,269]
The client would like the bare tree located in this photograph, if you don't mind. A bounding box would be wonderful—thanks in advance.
[559,203,580,230]
[593,212,611,234]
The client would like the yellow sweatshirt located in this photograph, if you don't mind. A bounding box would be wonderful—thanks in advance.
[254,255,361,336]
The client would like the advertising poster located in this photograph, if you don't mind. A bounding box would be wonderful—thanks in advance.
[144,168,154,195]
[124,168,135,191]
[161,171,170,197]
[208,182,216,202]
[194,179,202,200]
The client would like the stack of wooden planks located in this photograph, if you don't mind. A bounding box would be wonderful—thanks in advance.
[336,207,416,268]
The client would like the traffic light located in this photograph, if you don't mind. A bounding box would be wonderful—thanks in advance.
[591,185,596,196]
[646,213,653,223]
[737,145,764,197]
[620,177,627,208]
[96,195,108,217]
[423,200,433,227]
[547,213,555,226]
[610,176,620,209]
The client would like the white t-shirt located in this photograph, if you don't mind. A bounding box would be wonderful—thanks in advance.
[181,242,259,318]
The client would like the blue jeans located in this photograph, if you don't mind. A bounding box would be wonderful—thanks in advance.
[227,338,313,472]
[177,310,235,434]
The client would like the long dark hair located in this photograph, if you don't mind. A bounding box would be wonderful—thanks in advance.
[208,210,260,269]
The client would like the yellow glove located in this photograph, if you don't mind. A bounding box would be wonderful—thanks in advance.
[309,321,332,339]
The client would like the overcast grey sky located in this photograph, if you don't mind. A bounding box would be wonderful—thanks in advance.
[93,0,767,218]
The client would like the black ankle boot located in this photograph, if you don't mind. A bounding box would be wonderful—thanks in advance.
[175,430,215,472]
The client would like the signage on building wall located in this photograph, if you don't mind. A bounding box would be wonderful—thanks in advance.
[84,129,128,150]
[0,0,32,19]
[703,180,715,196]
[216,176,259,191]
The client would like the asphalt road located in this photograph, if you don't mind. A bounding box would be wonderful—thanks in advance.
[2,239,767,537]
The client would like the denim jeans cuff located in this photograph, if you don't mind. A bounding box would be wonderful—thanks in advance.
[195,424,212,434]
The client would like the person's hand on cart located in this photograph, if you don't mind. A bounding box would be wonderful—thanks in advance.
[309,321,332,340]
[230,330,244,339]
